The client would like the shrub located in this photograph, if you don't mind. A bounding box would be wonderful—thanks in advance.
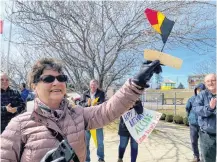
[173,115,184,124]
[165,114,173,122]
[160,113,166,120]
[183,117,189,126]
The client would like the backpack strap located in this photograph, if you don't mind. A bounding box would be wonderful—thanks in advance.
[47,127,80,162]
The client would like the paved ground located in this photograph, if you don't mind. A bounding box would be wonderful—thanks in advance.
[89,121,194,162]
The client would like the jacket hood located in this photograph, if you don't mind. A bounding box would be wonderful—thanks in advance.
[194,83,206,95]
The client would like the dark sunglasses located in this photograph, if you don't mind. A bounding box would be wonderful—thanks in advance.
[39,75,68,83]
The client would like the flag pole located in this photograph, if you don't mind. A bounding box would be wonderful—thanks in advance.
[6,0,14,74]
[160,42,166,52]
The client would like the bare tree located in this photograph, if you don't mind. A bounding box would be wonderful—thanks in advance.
[3,1,216,93]
[1,48,36,88]
[154,73,163,89]
[193,55,216,74]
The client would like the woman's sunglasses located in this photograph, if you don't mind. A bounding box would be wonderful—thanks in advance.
[39,75,68,83]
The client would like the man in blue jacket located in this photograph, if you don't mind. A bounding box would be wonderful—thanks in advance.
[186,83,206,162]
[193,74,216,162]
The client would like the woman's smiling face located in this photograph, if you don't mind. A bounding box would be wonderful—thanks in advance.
[34,69,67,108]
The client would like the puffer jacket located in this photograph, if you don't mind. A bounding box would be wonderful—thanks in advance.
[0,80,143,162]
[193,89,216,134]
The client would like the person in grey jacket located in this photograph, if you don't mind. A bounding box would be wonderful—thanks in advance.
[193,74,216,162]
[186,83,205,162]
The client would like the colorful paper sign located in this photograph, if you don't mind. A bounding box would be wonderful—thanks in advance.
[122,108,162,144]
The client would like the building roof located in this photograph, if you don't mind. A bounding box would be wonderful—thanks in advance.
[162,79,176,84]
[188,74,206,78]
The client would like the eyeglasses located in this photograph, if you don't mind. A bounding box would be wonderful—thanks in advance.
[38,75,68,83]
[205,80,216,83]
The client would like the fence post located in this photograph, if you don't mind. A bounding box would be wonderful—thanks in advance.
[174,92,177,116]
[156,96,158,109]
[161,93,164,105]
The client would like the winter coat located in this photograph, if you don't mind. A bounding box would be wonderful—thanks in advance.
[186,83,206,125]
[80,89,105,107]
[21,88,30,102]
[0,80,143,162]
[118,100,143,136]
[1,87,26,133]
[193,89,216,134]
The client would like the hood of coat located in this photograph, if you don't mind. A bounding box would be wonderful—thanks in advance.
[194,83,206,96]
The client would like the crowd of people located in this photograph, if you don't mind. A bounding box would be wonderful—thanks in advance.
[0,57,216,162]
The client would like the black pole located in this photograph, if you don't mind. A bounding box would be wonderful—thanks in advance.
[161,42,166,52]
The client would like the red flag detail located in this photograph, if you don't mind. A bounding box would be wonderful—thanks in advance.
[0,20,3,34]
[144,8,158,25]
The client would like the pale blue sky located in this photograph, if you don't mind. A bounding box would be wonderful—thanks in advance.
[160,46,216,88]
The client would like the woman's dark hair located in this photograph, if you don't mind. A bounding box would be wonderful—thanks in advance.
[28,58,64,88]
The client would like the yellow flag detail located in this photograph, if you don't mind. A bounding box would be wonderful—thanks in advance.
[90,129,98,147]
[90,97,100,148]
[152,24,161,34]
[92,97,99,106]
[157,11,165,28]
[152,12,165,34]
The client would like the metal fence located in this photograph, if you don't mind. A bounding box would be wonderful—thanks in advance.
[140,91,193,115]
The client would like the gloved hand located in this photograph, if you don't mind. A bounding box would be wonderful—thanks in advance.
[132,60,162,89]
[134,100,143,114]
[40,148,66,162]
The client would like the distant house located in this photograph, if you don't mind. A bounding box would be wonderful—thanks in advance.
[188,74,206,89]
[177,83,185,89]
[161,79,176,90]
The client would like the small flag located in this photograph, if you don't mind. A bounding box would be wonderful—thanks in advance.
[0,20,3,34]
[89,97,100,148]
[144,8,175,43]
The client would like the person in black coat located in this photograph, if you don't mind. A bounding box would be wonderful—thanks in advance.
[117,99,143,162]
[1,73,26,133]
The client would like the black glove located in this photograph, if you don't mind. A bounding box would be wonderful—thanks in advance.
[134,100,143,114]
[132,60,162,89]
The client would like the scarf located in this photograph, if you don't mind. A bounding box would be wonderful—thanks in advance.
[34,97,69,121]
